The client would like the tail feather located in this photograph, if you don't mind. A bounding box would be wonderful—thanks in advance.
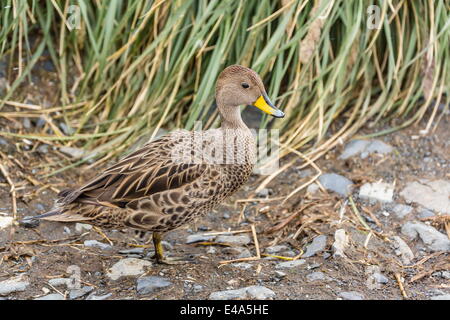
[33,209,63,220]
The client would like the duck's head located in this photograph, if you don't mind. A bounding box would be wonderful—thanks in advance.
[215,65,284,119]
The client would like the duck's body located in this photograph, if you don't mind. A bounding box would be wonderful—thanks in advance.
[35,65,284,264]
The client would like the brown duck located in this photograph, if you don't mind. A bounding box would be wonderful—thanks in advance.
[35,65,284,264]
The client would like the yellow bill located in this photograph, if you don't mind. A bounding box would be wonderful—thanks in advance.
[253,93,285,118]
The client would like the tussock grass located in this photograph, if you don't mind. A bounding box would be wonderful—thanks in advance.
[0,0,449,172]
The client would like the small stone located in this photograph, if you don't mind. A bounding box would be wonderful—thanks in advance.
[206,246,217,254]
[391,204,413,219]
[37,144,49,154]
[430,294,450,300]
[48,278,70,287]
[69,286,94,300]
[339,291,365,300]
[136,276,172,295]
[392,236,415,265]
[306,183,319,194]
[185,234,216,244]
[339,140,371,160]
[86,293,112,300]
[264,245,290,254]
[34,293,64,300]
[231,263,253,270]
[209,286,275,300]
[119,248,145,255]
[303,235,327,258]
[0,275,30,296]
[306,271,328,282]
[75,223,92,234]
[274,271,286,278]
[359,182,394,203]
[332,229,349,258]
[318,173,354,197]
[417,208,435,219]
[401,221,450,252]
[276,259,306,269]
[364,140,393,157]
[440,271,450,280]
[63,226,71,234]
[22,118,31,129]
[400,180,450,214]
[223,247,252,259]
[256,188,272,197]
[106,258,152,280]
[192,285,204,293]
[59,146,85,158]
[18,216,40,228]
[215,235,251,245]
[0,216,14,230]
[84,240,112,250]
[59,122,75,136]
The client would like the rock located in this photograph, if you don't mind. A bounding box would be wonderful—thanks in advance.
[306,183,319,194]
[19,216,40,228]
[69,286,94,299]
[231,263,253,270]
[401,221,450,252]
[0,275,30,296]
[339,291,365,300]
[430,294,450,300]
[364,140,393,158]
[359,182,394,203]
[106,258,152,280]
[264,245,290,254]
[275,259,306,269]
[417,208,435,219]
[84,240,112,250]
[223,247,252,258]
[339,140,371,159]
[366,266,389,289]
[332,229,349,258]
[75,223,92,234]
[59,146,85,158]
[215,235,251,245]
[209,286,275,300]
[136,276,172,295]
[0,216,14,230]
[48,278,70,287]
[37,144,49,154]
[439,271,450,280]
[256,188,272,197]
[86,293,112,300]
[119,248,145,256]
[303,235,327,258]
[34,293,64,300]
[400,180,450,214]
[391,204,413,219]
[392,236,415,265]
[274,271,286,278]
[306,271,329,282]
[318,173,354,197]
[185,234,216,244]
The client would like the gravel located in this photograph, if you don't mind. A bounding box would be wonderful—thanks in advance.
[0,276,30,296]
[209,285,275,300]
[137,276,172,295]
[275,259,306,269]
[69,286,94,300]
[359,182,394,203]
[392,236,415,265]
[106,258,152,280]
[215,235,251,245]
[400,180,450,214]
[303,235,327,258]
[84,240,113,250]
[401,221,450,252]
[185,234,216,244]
[318,173,354,197]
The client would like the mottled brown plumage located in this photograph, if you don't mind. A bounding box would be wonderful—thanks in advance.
[36,65,284,264]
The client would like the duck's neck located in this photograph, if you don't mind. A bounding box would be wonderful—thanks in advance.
[218,104,248,130]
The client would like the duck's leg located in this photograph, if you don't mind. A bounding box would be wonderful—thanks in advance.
[152,232,193,265]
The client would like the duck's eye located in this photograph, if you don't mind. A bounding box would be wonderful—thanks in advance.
[241,82,250,89]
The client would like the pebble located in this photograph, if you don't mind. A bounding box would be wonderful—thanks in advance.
[400,180,450,214]
[332,229,349,258]
[430,294,450,300]
[274,271,286,278]
[339,291,365,300]
[363,140,393,158]
[185,234,216,244]
[59,146,85,158]
[84,240,113,250]
[136,276,172,295]
[0,216,14,230]
[48,278,70,287]
[119,248,145,256]
[391,204,413,219]
[339,140,371,159]
[223,247,252,259]
[306,271,329,282]
[0,275,30,296]
[306,183,319,194]
[209,285,275,300]
[256,188,272,197]
[69,286,94,300]
[275,259,306,269]
[264,245,290,254]
[86,293,112,300]
[401,221,450,252]
[392,236,415,265]
[231,263,253,270]
[318,173,354,197]
[417,208,435,219]
[34,293,64,300]
[37,144,49,154]
[106,258,152,280]
[359,182,394,203]
[75,223,93,234]
[215,235,251,245]
[303,235,327,258]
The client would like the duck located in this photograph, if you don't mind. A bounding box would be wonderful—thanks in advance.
[34,65,284,264]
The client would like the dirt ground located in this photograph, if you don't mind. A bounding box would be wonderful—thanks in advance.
[0,106,448,300]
